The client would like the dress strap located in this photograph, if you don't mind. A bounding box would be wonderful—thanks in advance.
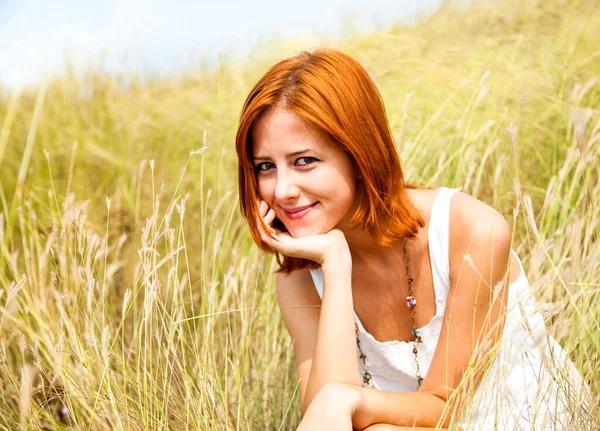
[427,187,459,310]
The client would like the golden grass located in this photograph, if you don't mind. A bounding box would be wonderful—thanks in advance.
[0,0,599,429]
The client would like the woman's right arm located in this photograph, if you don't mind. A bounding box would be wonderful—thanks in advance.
[276,247,361,415]
[257,201,362,413]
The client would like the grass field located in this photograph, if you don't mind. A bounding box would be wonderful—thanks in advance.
[0,0,599,429]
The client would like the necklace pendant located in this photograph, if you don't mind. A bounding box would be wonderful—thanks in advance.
[406,296,417,309]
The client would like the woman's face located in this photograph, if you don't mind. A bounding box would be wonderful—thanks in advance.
[251,108,359,238]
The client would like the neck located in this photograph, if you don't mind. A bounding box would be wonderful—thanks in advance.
[338,188,424,267]
[342,227,403,268]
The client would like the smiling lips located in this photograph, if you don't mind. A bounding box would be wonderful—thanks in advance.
[283,203,318,220]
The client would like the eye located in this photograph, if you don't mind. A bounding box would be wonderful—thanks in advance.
[296,157,319,167]
[254,162,275,172]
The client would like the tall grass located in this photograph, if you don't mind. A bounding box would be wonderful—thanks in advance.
[0,0,599,429]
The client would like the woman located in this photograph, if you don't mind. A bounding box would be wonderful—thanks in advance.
[234,49,590,430]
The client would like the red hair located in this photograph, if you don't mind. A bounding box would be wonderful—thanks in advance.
[235,48,425,273]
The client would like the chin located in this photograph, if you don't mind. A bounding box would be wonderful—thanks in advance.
[286,223,331,238]
[287,227,316,238]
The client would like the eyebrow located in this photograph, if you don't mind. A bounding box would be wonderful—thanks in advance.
[253,149,311,161]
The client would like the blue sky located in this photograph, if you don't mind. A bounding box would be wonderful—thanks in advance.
[0,0,443,89]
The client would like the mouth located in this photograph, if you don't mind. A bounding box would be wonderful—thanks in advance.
[283,202,318,220]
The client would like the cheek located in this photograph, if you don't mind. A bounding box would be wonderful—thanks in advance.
[256,179,274,202]
[330,176,357,204]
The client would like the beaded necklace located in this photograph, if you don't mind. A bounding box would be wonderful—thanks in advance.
[355,237,424,388]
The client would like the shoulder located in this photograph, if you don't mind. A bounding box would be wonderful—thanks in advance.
[447,191,512,285]
[448,191,511,250]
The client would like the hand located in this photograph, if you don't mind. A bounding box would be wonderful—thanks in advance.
[297,383,361,431]
[256,199,350,265]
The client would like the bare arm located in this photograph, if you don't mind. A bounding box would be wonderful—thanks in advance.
[277,244,361,414]
[258,198,363,414]
[303,250,362,411]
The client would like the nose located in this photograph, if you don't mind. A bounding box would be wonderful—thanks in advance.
[274,168,301,202]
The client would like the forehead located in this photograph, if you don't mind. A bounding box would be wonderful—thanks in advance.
[251,108,328,156]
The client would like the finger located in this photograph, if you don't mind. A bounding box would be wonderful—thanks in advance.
[257,200,268,217]
[256,209,279,244]
[256,198,269,217]
[258,219,279,245]
[264,208,276,225]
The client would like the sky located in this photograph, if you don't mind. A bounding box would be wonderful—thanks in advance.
[0,0,443,90]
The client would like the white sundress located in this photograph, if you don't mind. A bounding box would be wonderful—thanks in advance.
[308,187,592,430]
